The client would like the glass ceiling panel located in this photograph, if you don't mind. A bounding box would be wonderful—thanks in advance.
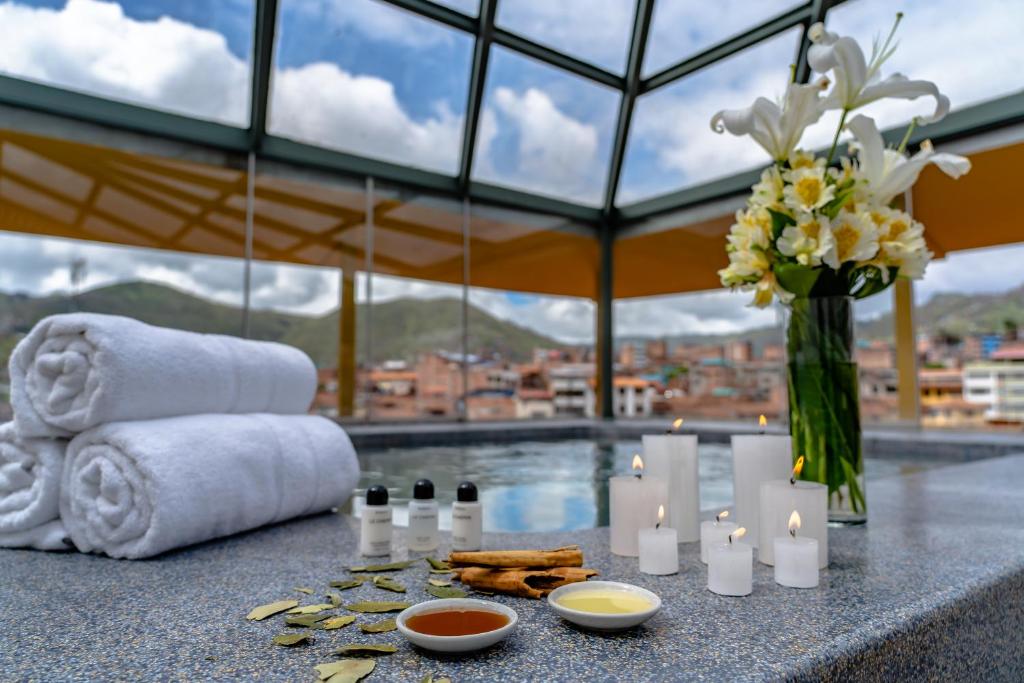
[472,45,619,206]
[495,0,635,74]
[0,0,254,126]
[618,27,801,205]
[269,0,473,175]
[430,0,478,15]
[643,0,801,77]
[816,0,1024,134]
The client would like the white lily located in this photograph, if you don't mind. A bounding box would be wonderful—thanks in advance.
[807,19,949,124]
[710,80,827,161]
[847,114,971,205]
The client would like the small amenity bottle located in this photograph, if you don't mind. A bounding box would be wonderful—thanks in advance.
[360,485,392,557]
[451,481,482,551]
[407,479,440,552]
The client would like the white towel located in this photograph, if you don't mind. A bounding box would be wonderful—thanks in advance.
[0,422,70,550]
[61,414,360,559]
[10,313,317,438]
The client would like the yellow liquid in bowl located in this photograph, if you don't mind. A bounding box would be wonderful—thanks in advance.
[556,590,653,614]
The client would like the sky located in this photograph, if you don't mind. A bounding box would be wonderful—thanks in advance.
[0,0,1022,344]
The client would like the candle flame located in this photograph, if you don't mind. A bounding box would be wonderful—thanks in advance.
[672,417,684,431]
[657,504,665,527]
[716,509,729,523]
[632,454,644,472]
[758,414,767,428]
[791,455,805,483]
[729,527,747,543]
[788,510,802,536]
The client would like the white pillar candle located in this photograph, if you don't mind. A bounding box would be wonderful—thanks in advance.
[700,510,738,563]
[639,505,679,575]
[759,460,827,567]
[610,455,669,557]
[773,511,819,588]
[731,420,792,549]
[707,527,752,597]
[642,428,699,542]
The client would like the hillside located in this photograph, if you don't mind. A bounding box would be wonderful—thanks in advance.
[0,281,560,367]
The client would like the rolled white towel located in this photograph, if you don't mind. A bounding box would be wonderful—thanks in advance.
[0,422,70,550]
[61,414,360,559]
[10,313,317,437]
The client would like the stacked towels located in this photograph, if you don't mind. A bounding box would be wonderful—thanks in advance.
[2,313,360,559]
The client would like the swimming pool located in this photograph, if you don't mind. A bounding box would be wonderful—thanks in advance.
[355,440,945,533]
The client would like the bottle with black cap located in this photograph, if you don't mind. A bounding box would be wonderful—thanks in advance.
[407,479,439,552]
[451,481,482,551]
[360,485,392,556]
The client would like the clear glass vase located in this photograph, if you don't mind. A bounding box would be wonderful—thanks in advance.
[786,295,866,524]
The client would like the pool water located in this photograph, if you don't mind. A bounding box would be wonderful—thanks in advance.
[355,440,943,533]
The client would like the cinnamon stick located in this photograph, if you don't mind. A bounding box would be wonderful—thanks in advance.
[448,545,583,569]
[453,566,598,599]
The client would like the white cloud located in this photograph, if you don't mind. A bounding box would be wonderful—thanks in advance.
[292,0,458,50]
[616,289,781,338]
[470,288,596,344]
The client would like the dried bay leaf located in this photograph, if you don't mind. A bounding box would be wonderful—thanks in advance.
[285,613,332,628]
[329,579,365,590]
[332,644,398,656]
[358,618,397,633]
[294,587,314,594]
[371,575,406,593]
[246,599,299,621]
[315,659,376,683]
[327,592,343,608]
[344,601,412,613]
[322,615,357,630]
[427,578,451,587]
[348,559,416,572]
[421,676,452,683]
[429,569,455,575]
[287,603,334,615]
[272,632,312,647]
[425,557,450,571]
[426,585,467,599]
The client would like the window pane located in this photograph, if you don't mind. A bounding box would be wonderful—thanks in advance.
[618,28,800,205]
[270,0,473,174]
[432,0,478,15]
[495,0,634,74]
[473,46,619,205]
[0,0,254,126]
[821,0,1024,130]
[644,0,800,76]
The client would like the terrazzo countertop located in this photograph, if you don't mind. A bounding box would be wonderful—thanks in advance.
[4,456,1024,682]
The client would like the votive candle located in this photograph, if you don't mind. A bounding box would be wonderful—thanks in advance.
[700,510,738,564]
[639,505,679,575]
[759,459,827,567]
[707,527,752,597]
[731,417,791,548]
[610,455,669,557]
[773,511,819,588]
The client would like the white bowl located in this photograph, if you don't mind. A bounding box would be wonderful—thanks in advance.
[396,598,518,653]
[547,581,661,631]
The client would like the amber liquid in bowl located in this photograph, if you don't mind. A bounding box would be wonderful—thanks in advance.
[405,609,509,636]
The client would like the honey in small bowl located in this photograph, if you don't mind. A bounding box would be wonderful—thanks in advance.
[405,609,510,637]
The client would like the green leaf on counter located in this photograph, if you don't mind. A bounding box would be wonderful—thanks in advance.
[272,632,312,647]
[358,618,397,633]
[426,585,467,599]
[332,644,398,656]
[322,615,357,630]
[425,557,450,571]
[287,603,334,615]
[349,560,416,573]
[315,659,376,683]
[246,599,299,621]
[285,613,332,628]
[329,579,365,591]
[429,569,454,575]
[294,587,315,595]
[371,575,406,593]
[327,592,343,608]
[427,578,451,587]
[345,601,412,613]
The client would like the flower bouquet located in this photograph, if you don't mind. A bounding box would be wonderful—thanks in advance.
[711,15,971,522]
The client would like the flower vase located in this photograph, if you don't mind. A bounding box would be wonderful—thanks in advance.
[786,295,866,524]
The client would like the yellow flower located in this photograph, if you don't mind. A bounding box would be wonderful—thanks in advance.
[748,271,794,308]
[783,166,835,213]
[787,150,824,170]
[868,208,932,278]
[823,210,879,269]
[750,166,784,209]
[726,208,773,252]
[777,213,834,266]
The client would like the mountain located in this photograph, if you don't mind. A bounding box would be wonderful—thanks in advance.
[0,281,560,368]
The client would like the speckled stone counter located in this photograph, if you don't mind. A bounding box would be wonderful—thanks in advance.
[3,456,1024,682]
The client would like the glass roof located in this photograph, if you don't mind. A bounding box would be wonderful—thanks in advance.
[0,0,1018,221]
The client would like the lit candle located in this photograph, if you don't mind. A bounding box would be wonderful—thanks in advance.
[731,415,792,548]
[642,418,699,543]
[773,510,819,588]
[759,457,828,568]
[610,454,669,557]
[700,509,738,564]
[707,527,752,597]
[639,505,679,575]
